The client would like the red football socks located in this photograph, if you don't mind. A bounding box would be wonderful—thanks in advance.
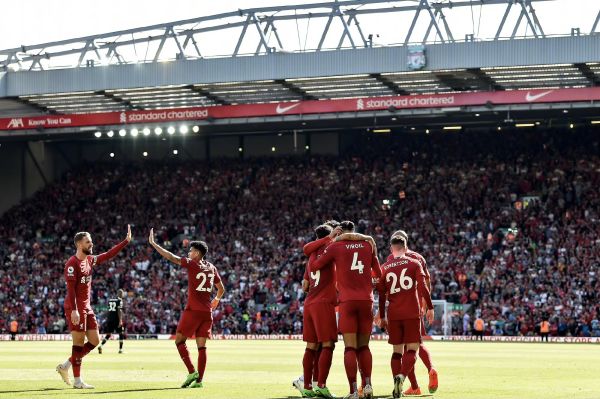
[357,346,372,384]
[391,352,402,376]
[312,347,321,384]
[344,347,358,393]
[401,349,417,377]
[197,347,207,382]
[419,344,433,371]
[317,346,334,388]
[176,342,195,374]
[68,341,96,364]
[303,348,317,389]
[407,368,419,389]
[71,345,84,378]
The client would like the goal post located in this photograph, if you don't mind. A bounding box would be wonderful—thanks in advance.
[430,300,450,336]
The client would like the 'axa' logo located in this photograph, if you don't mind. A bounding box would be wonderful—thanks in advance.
[7,118,24,128]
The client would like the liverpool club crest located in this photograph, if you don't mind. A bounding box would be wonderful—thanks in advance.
[407,45,426,71]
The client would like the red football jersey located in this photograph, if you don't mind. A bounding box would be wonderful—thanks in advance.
[386,250,430,285]
[304,247,337,306]
[64,239,128,312]
[64,255,95,312]
[378,256,433,320]
[311,240,381,302]
[405,250,430,285]
[181,257,222,312]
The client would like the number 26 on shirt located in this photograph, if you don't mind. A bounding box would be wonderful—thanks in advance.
[386,268,413,294]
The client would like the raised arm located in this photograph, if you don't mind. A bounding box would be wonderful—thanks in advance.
[95,224,132,265]
[310,245,335,272]
[148,228,181,265]
[303,236,331,256]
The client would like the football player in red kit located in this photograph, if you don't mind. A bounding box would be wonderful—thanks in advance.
[293,220,341,396]
[296,223,339,398]
[385,230,438,395]
[312,221,381,399]
[149,229,225,389]
[56,225,132,389]
[345,229,439,395]
[377,233,434,398]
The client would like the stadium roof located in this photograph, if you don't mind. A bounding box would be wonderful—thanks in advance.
[4,63,598,116]
[0,0,598,137]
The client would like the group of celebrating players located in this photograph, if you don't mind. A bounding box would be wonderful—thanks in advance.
[53,221,438,398]
[294,220,439,399]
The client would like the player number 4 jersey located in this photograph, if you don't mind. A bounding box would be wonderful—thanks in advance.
[311,240,381,303]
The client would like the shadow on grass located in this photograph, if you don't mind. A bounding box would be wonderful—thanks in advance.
[267,396,393,399]
[5,387,184,396]
[0,388,64,394]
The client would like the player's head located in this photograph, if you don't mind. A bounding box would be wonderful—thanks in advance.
[117,289,125,299]
[340,220,355,233]
[323,219,340,228]
[390,233,408,258]
[315,224,332,239]
[74,232,93,255]
[391,229,408,245]
[188,240,208,260]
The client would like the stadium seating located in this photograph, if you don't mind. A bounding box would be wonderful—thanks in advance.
[1,128,598,337]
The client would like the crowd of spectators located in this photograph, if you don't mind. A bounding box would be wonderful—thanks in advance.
[1,128,598,337]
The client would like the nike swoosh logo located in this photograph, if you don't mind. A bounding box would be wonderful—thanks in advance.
[276,103,301,114]
[525,90,554,102]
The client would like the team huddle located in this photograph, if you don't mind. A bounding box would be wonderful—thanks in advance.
[294,220,438,399]
[53,221,437,398]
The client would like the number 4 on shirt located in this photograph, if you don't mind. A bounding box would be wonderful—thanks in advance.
[350,251,364,274]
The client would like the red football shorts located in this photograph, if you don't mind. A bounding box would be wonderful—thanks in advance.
[388,318,422,345]
[338,300,373,334]
[177,310,213,338]
[421,318,427,337]
[65,309,98,332]
[303,302,338,343]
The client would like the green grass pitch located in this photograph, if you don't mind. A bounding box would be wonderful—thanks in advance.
[0,340,597,399]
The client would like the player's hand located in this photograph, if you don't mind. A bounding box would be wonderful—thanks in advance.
[71,310,80,325]
[329,226,342,240]
[210,298,220,310]
[148,228,155,246]
[380,318,388,331]
[426,309,434,324]
[126,224,132,243]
